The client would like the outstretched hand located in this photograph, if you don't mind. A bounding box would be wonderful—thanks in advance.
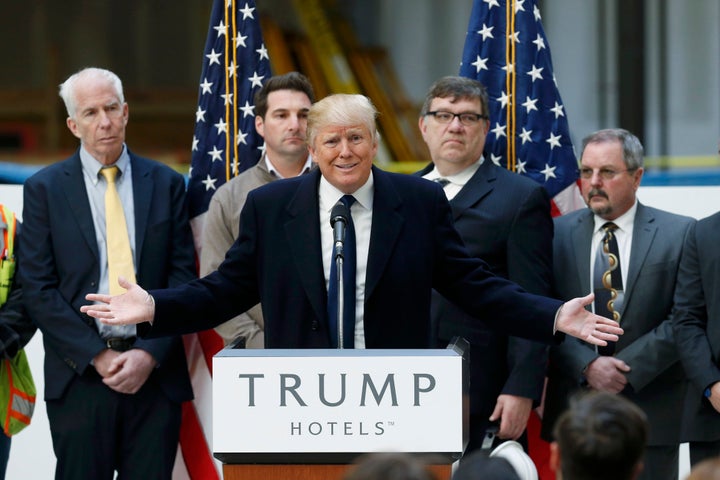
[80,276,155,326]
[557,293,623,346]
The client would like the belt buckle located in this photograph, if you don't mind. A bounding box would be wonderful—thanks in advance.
[106,337,135,352]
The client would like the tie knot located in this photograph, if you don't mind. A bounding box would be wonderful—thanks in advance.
[341,195,356,209]
[601,222,618,233]
[434,177,450,187]
[100,166,120,184]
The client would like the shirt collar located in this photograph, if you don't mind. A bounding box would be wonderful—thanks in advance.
[319,171,374,213]
[264,154,314,179]
[423,157,483,187]
[80,144,130,184]
[593,199,638,233]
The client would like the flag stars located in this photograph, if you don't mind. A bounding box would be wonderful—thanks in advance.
[256,44,269,60]
[214,118,228,135]
[516,159,527,174]
[214,20,226,38]
[484,0,500,9]
[515,0,526,13]
[248,71,264,88]
[236,33,248,48]
[236,129,248,145]
[522,96,538,113]
[550,102,565,119]
[540,163,557,180]
[532,34,546,51]
[533,4,542,21]
[497,91,511,109]
[191,136,199,152]
[201,174,218,191]
[491,123,507,138]
[199,78,213,95]
[471,55,488,73]
[490,153,503,166]
[239,101,255,117]
[546,132,562,149]
[206,49,221,66]
[477,23,494,41]
[239,3,255,20]
[227,61,237,78]
[502,63,514,74]
[208,146,224,162]
[221,92,233,106]
[510,31,520,43]
[519,128,533,144]
[195,106,206,123]
[527,64,544,82]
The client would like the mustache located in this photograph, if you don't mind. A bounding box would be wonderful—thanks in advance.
[587,188,608,199]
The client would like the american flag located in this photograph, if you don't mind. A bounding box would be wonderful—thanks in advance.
[459,0,583,215]
[187,0,271,221]
[177,1,271,478]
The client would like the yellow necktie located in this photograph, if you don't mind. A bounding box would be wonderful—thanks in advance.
[100,167,135,295]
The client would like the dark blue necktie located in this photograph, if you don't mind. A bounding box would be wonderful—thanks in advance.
[327,195,356,348]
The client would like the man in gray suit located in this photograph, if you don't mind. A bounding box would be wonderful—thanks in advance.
[541,129,694,480]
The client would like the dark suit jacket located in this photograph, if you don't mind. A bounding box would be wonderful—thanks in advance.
[146,167,563,347]
[20,150,196,403]
[673,212,720,442]
[543,203,694,445]
[417,161,551,424]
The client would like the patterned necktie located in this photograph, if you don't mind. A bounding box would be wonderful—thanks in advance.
[327,195,356,349]
[100,167,136,294]
[593,222,623,355]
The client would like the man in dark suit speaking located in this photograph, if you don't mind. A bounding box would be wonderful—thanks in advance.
[81,94,622,351]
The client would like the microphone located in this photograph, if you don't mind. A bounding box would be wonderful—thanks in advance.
[330,201,349,260]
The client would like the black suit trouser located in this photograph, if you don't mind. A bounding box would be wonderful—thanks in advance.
[46,367,181,480]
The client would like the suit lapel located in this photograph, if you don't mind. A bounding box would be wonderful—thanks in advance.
[365,167,404,301]
[285,170,327,321]
[60,154,99,260]
[449,160,495,219]
[130,154,153,265]
[624,203,656,312]
[572,211,594,295]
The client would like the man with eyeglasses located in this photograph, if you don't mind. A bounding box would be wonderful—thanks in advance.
[416,76,554,455]
[541,128,694,480]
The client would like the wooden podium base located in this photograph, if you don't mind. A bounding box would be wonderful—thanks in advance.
[223,463,453,480]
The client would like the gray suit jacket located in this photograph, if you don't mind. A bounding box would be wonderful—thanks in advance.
[542,202,694,445]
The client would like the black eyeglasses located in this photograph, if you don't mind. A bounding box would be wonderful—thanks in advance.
[579,167,638,180]
[425,111,488,126]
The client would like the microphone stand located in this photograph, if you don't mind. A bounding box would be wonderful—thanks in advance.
[335,252,345,349]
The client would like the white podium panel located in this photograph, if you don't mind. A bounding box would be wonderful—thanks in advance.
[213,346,468,463]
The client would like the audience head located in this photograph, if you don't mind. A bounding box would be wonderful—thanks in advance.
[253,72,314,163]
[58,67,128,165]
[343,452,436,480]
[418,76,490,176]
[307,94,379,194]
[686,456,720,480]
[452,449,521,480]
[551,391,647,480]
[579,128,644,220]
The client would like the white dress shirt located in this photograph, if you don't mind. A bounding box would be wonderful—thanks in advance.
[319,173,374,348]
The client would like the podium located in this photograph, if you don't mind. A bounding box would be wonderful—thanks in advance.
[213,340,469,480]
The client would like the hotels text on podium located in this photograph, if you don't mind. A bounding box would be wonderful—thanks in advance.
[213,342,469,464]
